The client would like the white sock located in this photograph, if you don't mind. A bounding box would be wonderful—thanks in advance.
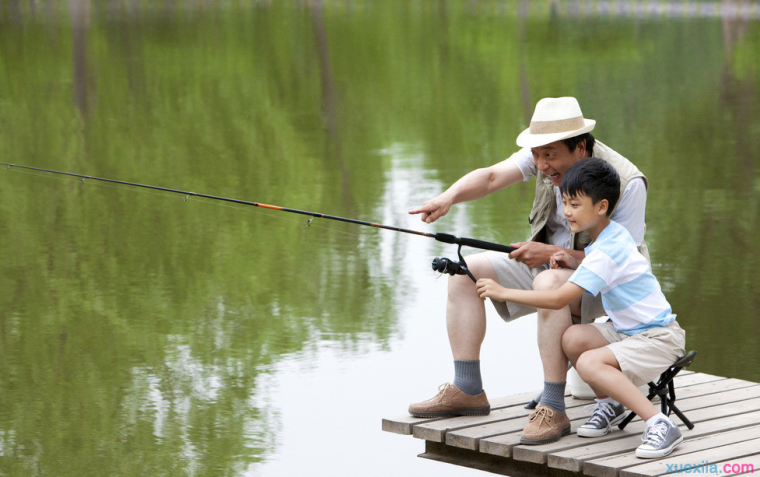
[645,413,668,427]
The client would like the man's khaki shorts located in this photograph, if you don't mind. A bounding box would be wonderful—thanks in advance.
[591,320,686,387]
[484,251,606,324]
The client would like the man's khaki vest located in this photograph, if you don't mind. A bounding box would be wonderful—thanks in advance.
[526,140,650,260]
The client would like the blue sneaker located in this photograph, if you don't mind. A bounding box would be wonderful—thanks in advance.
[577,401,626,437]
[636,417,683,458]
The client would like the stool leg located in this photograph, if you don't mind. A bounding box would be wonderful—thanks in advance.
[618,411,635,430]
[669,403,695,430]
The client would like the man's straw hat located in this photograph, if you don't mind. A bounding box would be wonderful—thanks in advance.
[516,97,596,148]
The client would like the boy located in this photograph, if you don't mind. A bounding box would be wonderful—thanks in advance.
[476,158,686,458]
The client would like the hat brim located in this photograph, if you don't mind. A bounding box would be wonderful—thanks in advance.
[516,119,596,148]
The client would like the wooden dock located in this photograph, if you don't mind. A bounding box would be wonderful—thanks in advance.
[383,372,760,476]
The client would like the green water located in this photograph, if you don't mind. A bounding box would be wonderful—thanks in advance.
[1,2,759,476]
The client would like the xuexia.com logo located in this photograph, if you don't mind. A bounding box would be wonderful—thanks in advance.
[666,461,755,474]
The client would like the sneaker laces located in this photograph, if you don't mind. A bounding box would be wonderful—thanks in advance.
[528,406,555,429]
[641,420,669,447]
[582,402,617,428]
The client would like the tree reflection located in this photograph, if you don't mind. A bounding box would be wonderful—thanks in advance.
[310,0,354,212]
[0,3,759,476]
[71,0,91,118]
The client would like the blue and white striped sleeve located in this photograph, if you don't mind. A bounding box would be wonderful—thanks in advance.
[568,249,615,296]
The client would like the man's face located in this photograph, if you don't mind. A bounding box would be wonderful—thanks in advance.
[531,140,586,186]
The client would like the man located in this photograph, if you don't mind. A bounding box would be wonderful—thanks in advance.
[406,97,649,445]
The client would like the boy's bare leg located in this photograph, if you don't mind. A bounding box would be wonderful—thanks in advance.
[577,348,658,420]
[563,324,611,397]
[567,332,658,421]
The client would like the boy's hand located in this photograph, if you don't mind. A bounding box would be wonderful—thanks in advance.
[476,278,507,302]
[550,250,581,270]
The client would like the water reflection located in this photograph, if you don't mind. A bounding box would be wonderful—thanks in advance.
[1,2,759,476]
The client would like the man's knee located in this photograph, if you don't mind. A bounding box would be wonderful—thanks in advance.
[447,254,496,296]
[448,273,475,298]
[467,253,498,280]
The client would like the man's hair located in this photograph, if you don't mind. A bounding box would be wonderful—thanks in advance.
[563,132,595,155]
[560,158,620,216]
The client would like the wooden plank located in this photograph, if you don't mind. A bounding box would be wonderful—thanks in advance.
[446,397,598,450]
[474,374,709,457]
[583,398,760,477]
[619,435,760,477]
[383,373,760,477]
[420,440,583,477]
[720,455,760,476]
[381,389,547,435]
[478,383,760,463]
[653,378,758,401]
[382,373,733,436]
[412,394,591,443]
[479,431,524,458]
[549,410,760,472]
[537,387,760,470]
[670,372,725,387]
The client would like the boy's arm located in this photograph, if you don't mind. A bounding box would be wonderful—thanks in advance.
[476,279,586,310]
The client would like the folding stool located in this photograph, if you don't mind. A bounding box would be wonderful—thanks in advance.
[618,350,698,430]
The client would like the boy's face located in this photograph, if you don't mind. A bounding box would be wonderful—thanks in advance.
[562,192,608,234]
[531,140,586,187]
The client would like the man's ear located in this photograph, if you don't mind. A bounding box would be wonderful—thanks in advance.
[574,140,587,159]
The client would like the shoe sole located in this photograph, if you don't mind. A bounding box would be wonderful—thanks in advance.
[408,405,490,419]
[635,435,683,459]
[520,423,571,445]
[577,412,629,438]
[577,426,609,438]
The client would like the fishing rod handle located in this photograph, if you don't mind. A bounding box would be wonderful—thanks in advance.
[434,233,516,254]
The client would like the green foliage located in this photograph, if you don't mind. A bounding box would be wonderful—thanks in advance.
[0,1,759,475]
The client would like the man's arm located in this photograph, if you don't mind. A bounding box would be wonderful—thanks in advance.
[409,159,525,224]
[476,278,586,310]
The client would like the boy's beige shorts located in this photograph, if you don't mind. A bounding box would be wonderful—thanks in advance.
[592,320,686,387]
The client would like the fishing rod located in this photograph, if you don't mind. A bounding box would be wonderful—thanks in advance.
[1,162,516,281]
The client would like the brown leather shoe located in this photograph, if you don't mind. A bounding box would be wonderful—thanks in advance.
[520,405,571,445]
[408,383,490,418]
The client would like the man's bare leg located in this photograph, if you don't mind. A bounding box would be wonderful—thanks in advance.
[407,254,498,417]
[534,269,580,383]
[519,269,581,445]
[446,254,499,361]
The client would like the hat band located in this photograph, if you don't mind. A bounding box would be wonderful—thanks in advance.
[529,116,585,135]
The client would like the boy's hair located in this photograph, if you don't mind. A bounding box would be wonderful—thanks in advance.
[560,158,620,216]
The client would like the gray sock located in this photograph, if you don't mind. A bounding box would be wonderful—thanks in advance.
[453,360,483,396]
[540,381,566,414]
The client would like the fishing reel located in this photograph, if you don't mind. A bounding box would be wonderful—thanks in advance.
[431,245,476,282]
